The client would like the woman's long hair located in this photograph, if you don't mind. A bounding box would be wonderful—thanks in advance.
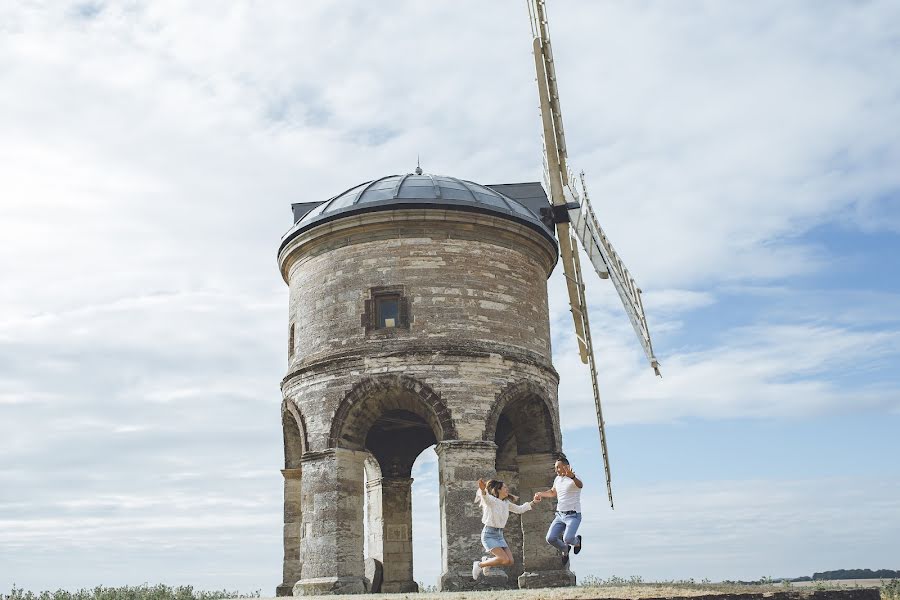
[486,479,517,502]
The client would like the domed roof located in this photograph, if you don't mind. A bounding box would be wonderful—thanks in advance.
[280,173,557,250]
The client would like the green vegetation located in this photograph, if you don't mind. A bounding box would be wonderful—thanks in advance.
[1,585,260,600]
[882,579,900,600]
[811,570,900,581]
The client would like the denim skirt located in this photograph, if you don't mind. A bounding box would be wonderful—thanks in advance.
[481,526,507,551]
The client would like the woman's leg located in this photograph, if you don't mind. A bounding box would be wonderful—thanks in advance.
[479,546,514,567]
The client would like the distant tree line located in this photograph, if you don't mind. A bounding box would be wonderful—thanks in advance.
[789,569,900,582]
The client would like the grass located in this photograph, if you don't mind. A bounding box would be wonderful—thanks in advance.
[1,585,260,600]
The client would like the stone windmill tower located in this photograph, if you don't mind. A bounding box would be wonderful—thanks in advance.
[276,172,575,595]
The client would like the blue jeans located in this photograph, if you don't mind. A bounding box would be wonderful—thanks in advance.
[546,511,582,553]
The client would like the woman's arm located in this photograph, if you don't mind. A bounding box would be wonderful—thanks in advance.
[475,478,496,504]
[508,500,536,514]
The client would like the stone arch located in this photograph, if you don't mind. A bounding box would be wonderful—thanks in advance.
[325,375,447,594]
[483,380,561,455]
[282,399,308,469]
[328,374,457,450]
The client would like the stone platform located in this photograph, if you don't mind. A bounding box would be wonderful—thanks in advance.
[263,584,882,600]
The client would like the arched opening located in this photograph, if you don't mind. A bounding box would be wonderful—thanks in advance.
[363,410,437,592]
[331,375,453,593]
[278,400,307,596]
[410,446,439,590]
[494,413,524,580]
[486,383,563,585]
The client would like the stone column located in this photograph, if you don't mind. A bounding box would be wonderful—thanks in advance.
[379,477,418,593]
[436,440,510,591]
[365,477,383,562]
[496,466,524,582]
[276,467,302,596]
[517,452,576,588]
[293,449,368,596]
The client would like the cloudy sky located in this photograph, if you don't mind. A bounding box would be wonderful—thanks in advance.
[2,0,899,593]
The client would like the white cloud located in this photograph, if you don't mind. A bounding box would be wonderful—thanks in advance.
[581,477,900,581]
[554,305,900,428]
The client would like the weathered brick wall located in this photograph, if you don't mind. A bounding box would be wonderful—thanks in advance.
[282,212,555,365]
[280,210,559,448]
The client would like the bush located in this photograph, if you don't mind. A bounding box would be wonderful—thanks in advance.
[2,585,259,600]
[882,579,900,600]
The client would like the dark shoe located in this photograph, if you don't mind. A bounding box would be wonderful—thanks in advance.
[573,535,582,555]
[561,552,570,567]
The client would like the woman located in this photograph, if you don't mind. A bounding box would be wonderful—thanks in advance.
[472,477,541,580]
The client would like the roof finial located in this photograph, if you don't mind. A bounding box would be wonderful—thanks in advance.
[415,155,423,175]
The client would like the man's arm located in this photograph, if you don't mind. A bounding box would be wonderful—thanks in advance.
[533,487,557,501]
[564,465,583,489]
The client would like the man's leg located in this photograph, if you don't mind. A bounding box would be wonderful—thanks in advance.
[544,513,567,553]
[561,513,583,550]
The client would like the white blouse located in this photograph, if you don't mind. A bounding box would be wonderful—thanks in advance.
[475,488,533,528]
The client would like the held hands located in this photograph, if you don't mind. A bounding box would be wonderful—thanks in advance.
[477,478,487,491]
[532,492,543,503]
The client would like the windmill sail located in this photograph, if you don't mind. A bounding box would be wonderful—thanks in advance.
[567,224,615,507]
[529,0,616,507]
[529,0,589,365]
[569,173,662,376]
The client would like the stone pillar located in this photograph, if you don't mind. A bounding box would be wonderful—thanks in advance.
[276,467,302,596]
[365,477,383,562]
[496,466,524,582]
[379,477,418,593]
[293,449,368,596]
[436,440,510,591]
[517,452,576,588]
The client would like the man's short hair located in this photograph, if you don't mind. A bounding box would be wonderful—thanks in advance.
[555,456,570,465]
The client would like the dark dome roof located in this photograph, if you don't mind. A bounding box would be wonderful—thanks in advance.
[280,173,556,251]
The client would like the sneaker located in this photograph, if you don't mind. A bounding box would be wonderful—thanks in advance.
[573,535,583,555]
[472,560,482,580]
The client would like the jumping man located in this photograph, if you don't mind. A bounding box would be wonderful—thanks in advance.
[533,456,583,566]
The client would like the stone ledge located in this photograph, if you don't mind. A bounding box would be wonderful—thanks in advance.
[291,576,366,596]
[274,585,883,600]
[283,341,559,387]
[580,592,880,600]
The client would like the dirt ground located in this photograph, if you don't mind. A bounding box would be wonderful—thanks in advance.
[257,580,886,600]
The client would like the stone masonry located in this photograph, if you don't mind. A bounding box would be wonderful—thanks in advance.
[277,199,574,594]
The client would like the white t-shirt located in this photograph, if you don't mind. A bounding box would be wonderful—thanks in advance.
[475,488,533,528]
[554,475,582,512]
